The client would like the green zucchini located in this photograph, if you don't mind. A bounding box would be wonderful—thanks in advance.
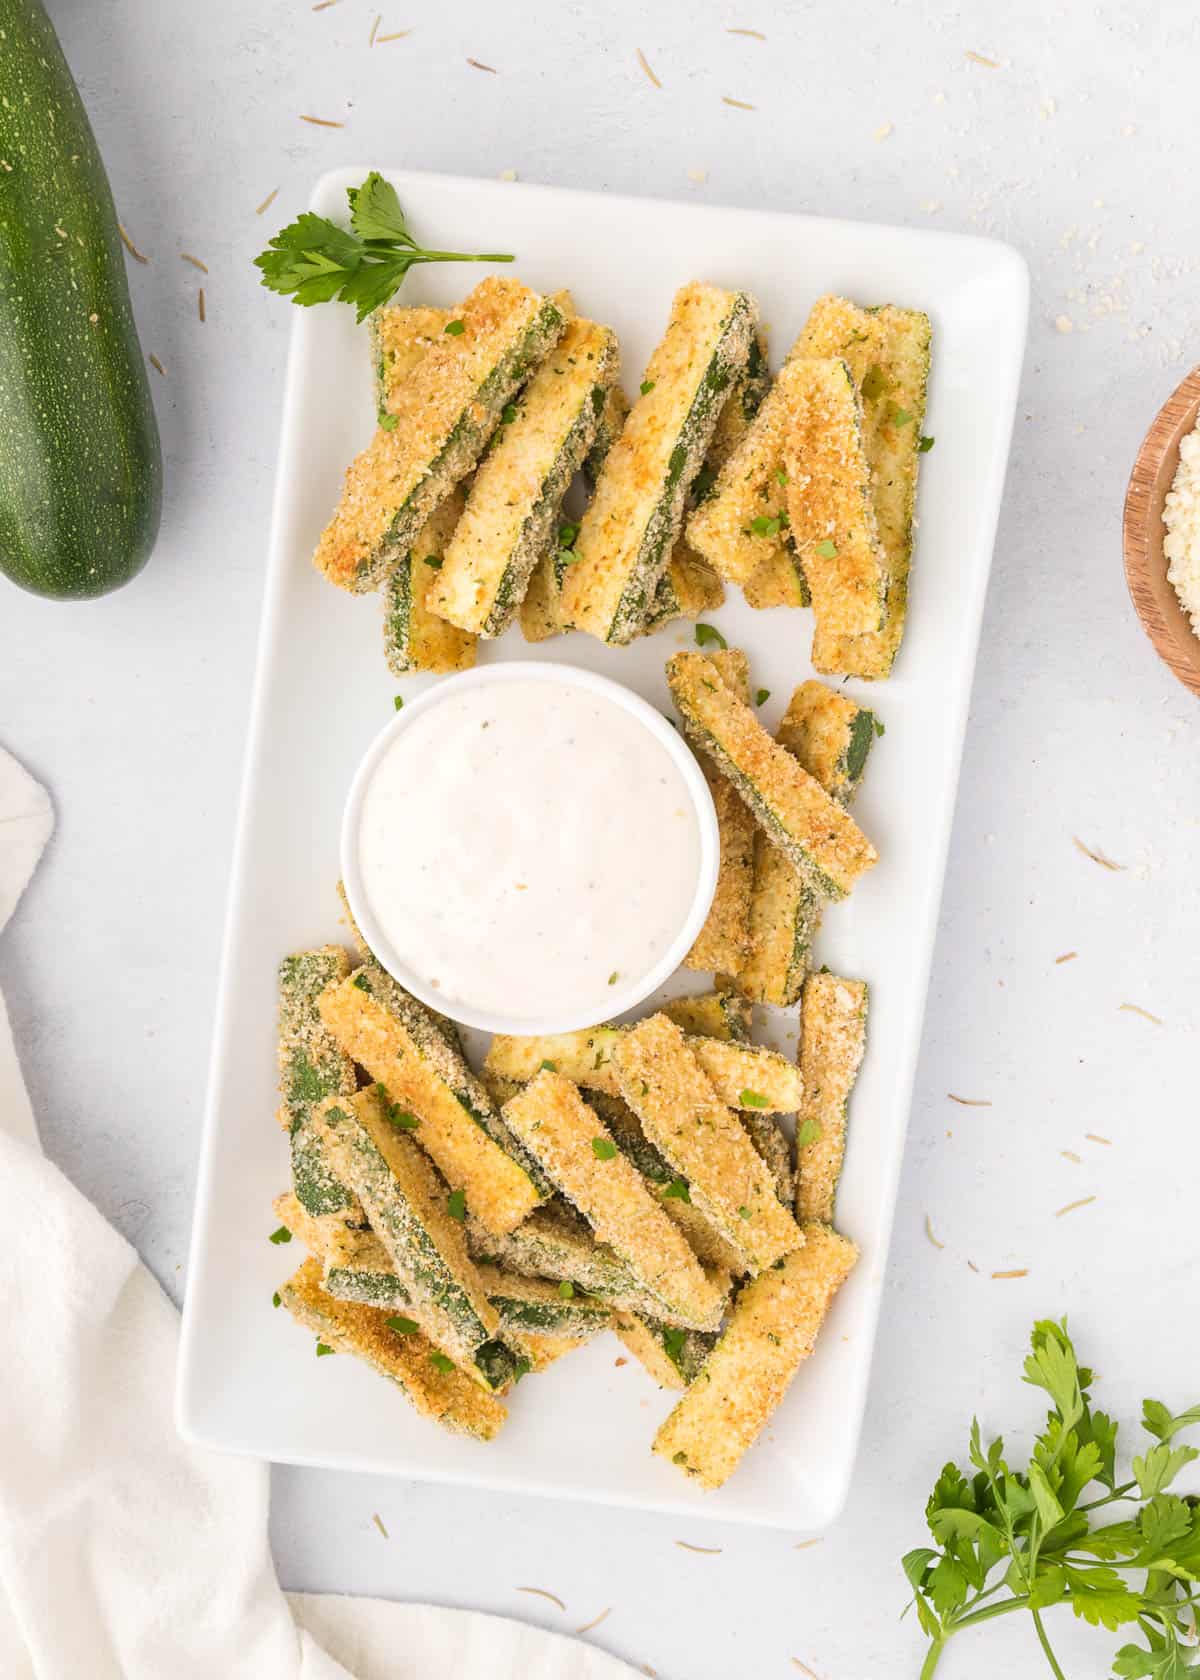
[0,0,161,598]
[381,485,477,675]
[276,948,362,1223]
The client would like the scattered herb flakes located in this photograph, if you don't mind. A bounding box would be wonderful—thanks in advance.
[299,114,346,127]
[372,1511,390,1538]
[947,1093,992,1107]
[352,972,371,991]
[1120,1002,1163,1025]
[964,49,1001,67]
[636,47,662,88]
[198,287,206,323]
[727,26,766,39]
[377,29,411,43]
[1073,835,1125,870]
[860,363,888,402]
[739,1088,768,1108]
[662,1177,691,1202]
[446,1189,467,1221]
[1061,1149,1082,1163]
[674,1540,723,1554]
[368,12,380,45]
[738,1206,752,1221]
[428,1351,455,1373]
[694,622,727,650]
[873,717,886,736]
[991,1267,1029,1279]
[517,1586,566,1612]
[924,1214,945,1250]
[1054,950,1078,964]
[269,1225,292,1245]
[790,1662,821,1680]
[591,1137,618,1161]
[393,695,404,710]
[558,1280,575,1299]
[640,378,657,395]
[795,1117,821,1149]
[255,188,280,216]
[539,1059,557,1072]
[575,1607,612,1635]
[312,0,340,9]
[1055,1194,1097,1218]
[814,539,839,559]
[755,687,770,705]
[148,353,166,377]
[272,1291,282,1308]
[793,1538,823,1550]
[316,1341,335,1356]
[722,95,757,110]
[918,433,935,453]
[1086,1132,1112,1146]
[117,222,149,264]
[444,318,466,335]
[467,57,497,73]
[889,403,913,426]
[181,252,209,273]
[387,1314,419,1334]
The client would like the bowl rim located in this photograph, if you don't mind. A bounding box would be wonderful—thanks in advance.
[1123,363,1200,700]
[340,660,721,1035]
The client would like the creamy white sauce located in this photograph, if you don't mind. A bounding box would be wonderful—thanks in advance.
[356,678,703,1025]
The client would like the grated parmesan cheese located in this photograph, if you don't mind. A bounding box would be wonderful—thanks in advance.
[1163,420,1200,638]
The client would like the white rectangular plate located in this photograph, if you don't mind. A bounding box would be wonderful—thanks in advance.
[178,169,1027,1530]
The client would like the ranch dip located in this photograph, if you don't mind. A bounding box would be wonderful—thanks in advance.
[355,676,704,1025]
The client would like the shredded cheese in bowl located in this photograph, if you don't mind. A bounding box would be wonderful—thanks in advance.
[1163,420,1200,638]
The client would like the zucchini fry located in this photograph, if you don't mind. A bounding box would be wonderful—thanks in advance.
[515,1333,589,1373]
[319,963,549,1235]
[684,363,796,587]
[614,1015,803,1272]
[430,316,620,636]
[684,649,756,974]
[382,485,477,674]
[582,382,629,487]
[667,651,877,899]
[314,279,565,593]
[280,1256,506,1441]
[795,973,868,1224]
[277,947,362,1223]
[614,1312,716,1390]
[474,1263,612,1339]
[271,1190,340,1260]
[369,303,453,417]
[778,681,878,804]
[641,544,726,635]
[797,295,931,678]
[501,1071,727,1330]
[561,283,755,643]
[314,1089,517,1390]
[705,325,771,477]
[653,1224,858,1487]
[661,988,751,1043]
[485,1025,801,1112]
[782,357,887,638]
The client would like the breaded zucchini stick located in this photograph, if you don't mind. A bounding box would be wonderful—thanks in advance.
[641,544,726,635]
[277,947,362,1223]
[561,283,755,643]
[684,649,757,974]
[796,295,931,677]
[667,651,877,899]
[782,357,887,638]
[430,316,620,636]
[661,987,751,1043]
[614,1015,803,1273]
[795,973,868,1224]
[501,1071,726,1330]
[514,1333,589,1373]
[314,279,565,593]
[369,303,453,417]
[485,1026,801,1112]
[473,1263,612,1338]
[280,1256,506,1441]
[582,382,630,487]
[319,963,549,1235]
[614,1312,716,1390]
[705,326,771,477]
[271,1190,340,1260]
[684,360,797,588]
[738,680,878,1007]
[382,484,477,675]
[314,1089,517,1390]
[653,1224,858,1487]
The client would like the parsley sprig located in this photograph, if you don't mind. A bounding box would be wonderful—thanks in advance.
[906,1318,1200,1679]
[254,172,514,322]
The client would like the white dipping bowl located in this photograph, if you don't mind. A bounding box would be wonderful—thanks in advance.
[340,662,719,1037]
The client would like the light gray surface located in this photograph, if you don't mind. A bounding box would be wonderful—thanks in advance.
[2,2,1197,1676]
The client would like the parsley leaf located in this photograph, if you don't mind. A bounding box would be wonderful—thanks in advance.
[387,1315,420,1335]
[661,1177,691,1202]
[739,1089,768,1108]
[315,1341,334,1357]
[815,539,839,559]
[755,688,770,706]
[428,1351,455,1373]
[254,171,516,322]
[694,622,727,650]
[591,1137,618,1161]
[640,378,656,395]
[268,1225,292,1245]
[918,433,936,453]
[446,1189,467,1222]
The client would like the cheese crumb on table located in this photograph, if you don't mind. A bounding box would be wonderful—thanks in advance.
[1164,421,1200,638]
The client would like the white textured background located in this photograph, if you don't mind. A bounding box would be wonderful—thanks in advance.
[2,3,1198,1676]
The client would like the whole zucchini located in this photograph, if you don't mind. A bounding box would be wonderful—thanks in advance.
[0,0,161,598]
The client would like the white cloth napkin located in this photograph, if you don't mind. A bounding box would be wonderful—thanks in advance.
[0,745,637,1680]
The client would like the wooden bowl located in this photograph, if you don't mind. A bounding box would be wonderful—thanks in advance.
[1123,365,1200,698]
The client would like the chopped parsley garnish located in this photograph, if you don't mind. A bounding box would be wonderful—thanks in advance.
[739,1089,769,1108]
[424,555,443,569]
[558,521,578,546]
[873,717,886,736]
[501,403,518,423]
[352,972,372,992]
[393,695,404,711]
[662,1326,687,1364]
[386,1104,420,1131]
[890,403,913,426]
[268,1225,292,1245]
[749,513,784,538]
[446,1189,467,1222]
[795,1117,823,1149]
[860,363,888,402]
[775,466,788,487]
[918,433,935,453]
[755,687,770,706]
[272,1291,282,1308]
[428,1351,455,1373]
[379,412,398,431]
[738,1205,752,1220]
[694,622,727,650]
[662,1177,691,1202]
[558,1280,575,1299]
[815,539,839,559]
[387,1314,420,1335]
[315,1341,335,1357]
[539,1059,557,1072]
[608,971,619,985]
[640,378,656,395]
[591,1137,618,1161]
[672,1450,687,1464]
[444,318,466,335]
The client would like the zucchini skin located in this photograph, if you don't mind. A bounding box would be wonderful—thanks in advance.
[0,0,161,598]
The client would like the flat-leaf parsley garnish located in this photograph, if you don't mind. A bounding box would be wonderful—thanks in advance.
[591,1137,618,1161]
[694,622,727,650]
